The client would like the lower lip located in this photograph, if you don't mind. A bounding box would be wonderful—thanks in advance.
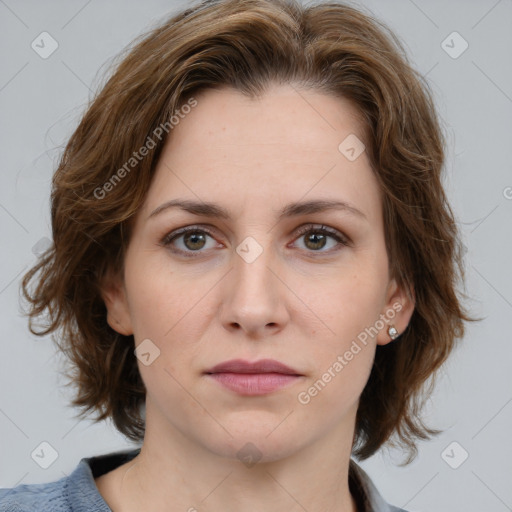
[206,372,302,395]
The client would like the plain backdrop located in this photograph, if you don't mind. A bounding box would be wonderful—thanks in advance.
[0,0,511,510]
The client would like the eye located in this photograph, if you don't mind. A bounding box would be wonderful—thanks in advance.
[161,223,350,258]
[161,226,220,257]
[291,224,349,253]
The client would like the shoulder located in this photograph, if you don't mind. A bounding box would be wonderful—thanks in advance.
[0,448,140,512]
[0,477,68,511]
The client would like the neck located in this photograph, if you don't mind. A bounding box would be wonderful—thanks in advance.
[97,398,360,512]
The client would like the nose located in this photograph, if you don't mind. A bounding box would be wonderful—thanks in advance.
[219,237,289,338]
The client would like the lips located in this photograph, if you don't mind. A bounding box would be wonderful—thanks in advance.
[205,358,302,376]
[204,358,303,396]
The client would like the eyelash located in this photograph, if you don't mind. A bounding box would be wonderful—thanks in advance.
[160,224,350,258]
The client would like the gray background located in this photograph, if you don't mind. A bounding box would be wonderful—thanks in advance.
[1,0,511,510]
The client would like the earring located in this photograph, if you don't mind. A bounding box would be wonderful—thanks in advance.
[387,325,399,340]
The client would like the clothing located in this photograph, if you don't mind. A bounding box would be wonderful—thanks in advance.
[0,448,408,511]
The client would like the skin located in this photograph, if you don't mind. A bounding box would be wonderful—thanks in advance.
[96,83,414,512]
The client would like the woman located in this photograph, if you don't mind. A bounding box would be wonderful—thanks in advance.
[0,0,472,510]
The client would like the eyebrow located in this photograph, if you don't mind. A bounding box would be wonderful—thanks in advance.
[148,198,367,221]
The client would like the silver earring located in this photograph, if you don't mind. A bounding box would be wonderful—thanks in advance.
[387,325,399,340]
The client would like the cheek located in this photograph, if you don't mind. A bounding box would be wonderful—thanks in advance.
[123,249,207,340]
[296,278,381,414]
[297,258,387,393]
[306,262,388,341]
[123,253,218,399]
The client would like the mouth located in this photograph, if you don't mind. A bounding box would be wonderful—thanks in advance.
[204,358,303,376]
[204,359,304,396]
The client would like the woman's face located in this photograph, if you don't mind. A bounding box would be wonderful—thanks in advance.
[102,84,413,462]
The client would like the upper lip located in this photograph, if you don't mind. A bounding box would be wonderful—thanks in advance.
[205,358,302,375]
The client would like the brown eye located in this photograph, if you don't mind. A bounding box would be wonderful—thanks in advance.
[303,231,328,251]
[182,231,207,251]
[162,226,218,257]
[292,225,349,253]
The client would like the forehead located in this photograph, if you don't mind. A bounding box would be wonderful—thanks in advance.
[175,83,367,156]
[140,84,380,224]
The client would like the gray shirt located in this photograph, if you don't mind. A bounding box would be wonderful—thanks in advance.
[0,448,408,511]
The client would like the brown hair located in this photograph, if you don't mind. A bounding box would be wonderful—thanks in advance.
[20,0,474,462]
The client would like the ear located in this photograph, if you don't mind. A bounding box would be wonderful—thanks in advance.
[376,277,415,346]
[99,268,133,336]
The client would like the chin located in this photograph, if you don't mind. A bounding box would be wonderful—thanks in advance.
[199,423,307,464]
